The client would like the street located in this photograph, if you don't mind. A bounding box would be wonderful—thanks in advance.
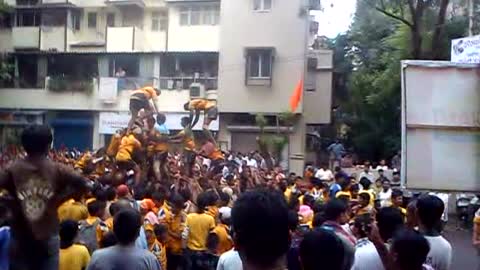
[444,224,478,269]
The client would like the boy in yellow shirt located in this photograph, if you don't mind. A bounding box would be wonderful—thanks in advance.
[184,192,216,268]
[115,128,143,185]
[212,207,233,255]
[78,200,109,254]
[165,193,187,270]
[128,86,161,131]
[59,220,90,270]
[145,223,167,270]
[146,116,169,183]
[169,117,196,177]
[57,193,88,222]
[184,99,218,143]
[106,129,125,158]
[154,224,169,270]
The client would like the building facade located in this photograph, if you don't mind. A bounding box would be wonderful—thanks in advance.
[0,0,331,173]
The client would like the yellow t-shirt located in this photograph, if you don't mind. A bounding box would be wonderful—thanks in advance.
[179,129,196,151]
[206,206,219,221]
[74,152,92,170]
[284,187,292,202]
[59,244,90,270]
[166,212,186,254]
[107,133,122,157]
[116,134,142,162]
[336,191,352,199]
[58,199,88,222]
[85,216,109,245]
[186,213,215,251]
[359,190,376,206]
[212,224,233,254]
[148,130,169,155]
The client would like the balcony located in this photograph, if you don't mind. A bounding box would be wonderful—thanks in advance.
[117,77,159,91]
[105,0,145,8]
[159,76,217,91]
[106,27,144,52]
[45,76,96,93]
[12,27,39,49]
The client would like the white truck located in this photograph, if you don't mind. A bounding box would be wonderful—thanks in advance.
[401,60,480,192]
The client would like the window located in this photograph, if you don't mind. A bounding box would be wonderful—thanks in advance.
[179,5,220,26]
[179,7,189,26]
[107,13,115,27]
[87,12,97,28]
[16,10,40,26]
[247,49,273,79]
[202,5,220,25]
[253,0,272,12]
[190,7,201,25]
[151,12,167,31]
[72,10,81,30]
[41,10,66,27]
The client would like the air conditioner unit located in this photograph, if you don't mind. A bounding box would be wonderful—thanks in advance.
[189,82,206,99]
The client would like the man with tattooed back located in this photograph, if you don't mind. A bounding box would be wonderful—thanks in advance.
[0,125,91,270]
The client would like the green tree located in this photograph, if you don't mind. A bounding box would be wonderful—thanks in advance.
[331,0,467,161]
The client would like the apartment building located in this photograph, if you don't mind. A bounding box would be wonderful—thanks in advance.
[0,0,331,173]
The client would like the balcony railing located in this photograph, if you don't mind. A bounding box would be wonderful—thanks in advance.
[159,76,217,90]
[12,27,40,49]
[117,77,159,91]
[45,76,96,93]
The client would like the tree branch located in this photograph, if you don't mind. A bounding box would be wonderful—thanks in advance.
[375,7,414,27]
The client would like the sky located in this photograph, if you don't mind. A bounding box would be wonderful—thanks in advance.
[313,0,357,38]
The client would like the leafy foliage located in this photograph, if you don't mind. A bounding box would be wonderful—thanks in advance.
[330,0,468,161]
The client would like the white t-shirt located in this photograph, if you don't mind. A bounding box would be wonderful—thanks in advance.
[378,189,392,207]
[351,238,385,270]
[216,250,243,270]
[315,168,334,181]
[424,235,452,270]
[375,165,389,171]
[358,171,375,183]
[246,158,258,168]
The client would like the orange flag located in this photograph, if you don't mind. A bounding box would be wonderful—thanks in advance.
[289,78,303,112]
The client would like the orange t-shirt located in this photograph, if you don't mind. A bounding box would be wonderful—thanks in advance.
[132,86,158,100]
[189,99,215,110]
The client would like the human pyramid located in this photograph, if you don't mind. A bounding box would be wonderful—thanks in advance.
[73,86,225,188]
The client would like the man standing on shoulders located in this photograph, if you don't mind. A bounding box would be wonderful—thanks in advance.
[87,209,161,270]
[0,125,91,270]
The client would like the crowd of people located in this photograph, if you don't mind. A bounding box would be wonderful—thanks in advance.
[0,87,454,270]
[0,123,455,270]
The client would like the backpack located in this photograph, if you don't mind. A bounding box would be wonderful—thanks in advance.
[77,219,100,254]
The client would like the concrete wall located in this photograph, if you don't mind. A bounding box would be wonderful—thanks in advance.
[304,71,332,124]
[67,7,112,50]
[0,87,196,112]
[41,27,65,52]
[0,29,12,52]
[217,0,308,113]
[12,27,40,49]
[167,5,219,52]
[106,27,135,52]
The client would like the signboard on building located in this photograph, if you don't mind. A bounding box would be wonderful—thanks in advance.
[99,112,219,134]
[451,35,480,63]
